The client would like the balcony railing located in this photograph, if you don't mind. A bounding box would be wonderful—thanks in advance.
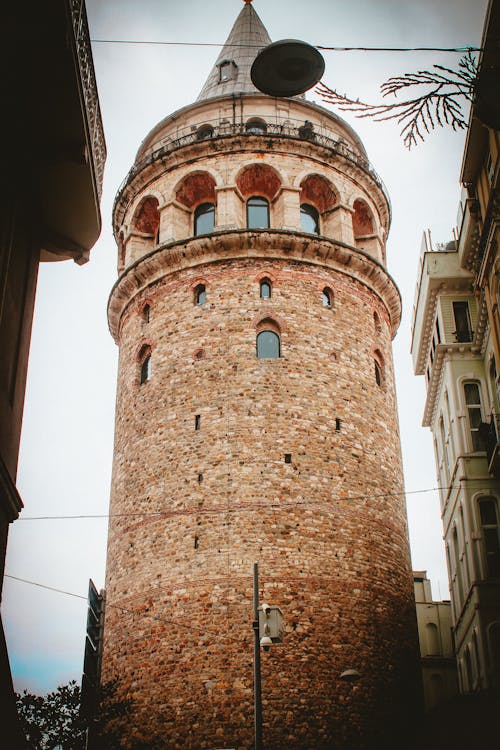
[116,120,390,209]
[479,413,500,477]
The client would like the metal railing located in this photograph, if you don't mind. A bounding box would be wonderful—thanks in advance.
[115,119,390,209]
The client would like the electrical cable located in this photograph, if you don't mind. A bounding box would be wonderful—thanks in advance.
[90,39,482,53]
[17,485,454,521]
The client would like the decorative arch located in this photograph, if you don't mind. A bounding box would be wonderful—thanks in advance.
[236,163,281,201]
[175,172,217,209]
[299,174,337,212]
[353,198,375,237]
[253,312,286,334]
[132,196,160,236]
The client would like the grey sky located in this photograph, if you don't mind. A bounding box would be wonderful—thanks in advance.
[3,0,488,694]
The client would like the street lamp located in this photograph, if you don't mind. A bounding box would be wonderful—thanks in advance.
[252,563,283,750]
[250,39,325,97]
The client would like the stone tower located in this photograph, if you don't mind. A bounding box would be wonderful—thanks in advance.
[102,3,420,748]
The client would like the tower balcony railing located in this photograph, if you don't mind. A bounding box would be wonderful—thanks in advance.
[116,119,390,209]
[479,413,500,478]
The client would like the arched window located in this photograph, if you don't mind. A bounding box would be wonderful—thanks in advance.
[138,346,152,385]
[300,204,320,234]
[246,118,267,134]
[260,278,272,299]
[247,196,270,229]
[464,381,484,452]
[322,287,333,308]
[142,304,150,323]
[196,124,214,140]
[194,203,215,236]
[195,284,206,305]
[256,330,280,359]
[479,496,500,578]
[374,361,382,386]
[374,311,381,333]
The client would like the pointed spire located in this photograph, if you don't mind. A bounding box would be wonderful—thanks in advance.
[197,2,272,101]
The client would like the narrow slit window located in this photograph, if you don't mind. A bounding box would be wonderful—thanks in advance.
[140,354,151,384]
[143,304,150,323]
[284,453,292,464]
[195,284,206,305]
[195,414,201,430]
[374,360,382,386]
[322,288,332,308]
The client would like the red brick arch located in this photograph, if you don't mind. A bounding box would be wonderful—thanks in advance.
[175,172,216,209]
[132,196,160,235]
[300,174,337,212]
[236,163,281,200]
[353,198,375,237]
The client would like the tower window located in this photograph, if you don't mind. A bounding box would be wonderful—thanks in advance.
[247,197,270,229]
[140,354,151,384]
[260,278,272,299]
[256,330,280,359]
[195,284,206,305]
[322,287,333,308]
[196,124,214,140]
[464,381,484,451]
[219,60,236,82]
[195,415,201,430]
[284,453,292,464]
[194,203,215,236]
[300,204,320,234]
[142,304,150,323]
[246,118,267,134]
[373,349,385,387]
[453,301,473,342]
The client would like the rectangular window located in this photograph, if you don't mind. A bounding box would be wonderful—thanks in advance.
[284,453,292,464]
[453,301,473,342]
[195,415,201,430]
[464,382,483,452]
[479,498,500,577]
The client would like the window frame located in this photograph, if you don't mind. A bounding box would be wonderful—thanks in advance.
[256,329,281,359]
[247,196,270,229]
[194,284,207,306]
[194,202,215,236]
[300,203,320,234]
[463,380,484,452]
[260,278,272,299]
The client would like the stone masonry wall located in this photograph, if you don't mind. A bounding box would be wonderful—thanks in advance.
[102,247,419,749]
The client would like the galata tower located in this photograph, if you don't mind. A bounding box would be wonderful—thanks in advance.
[102,2,420,748]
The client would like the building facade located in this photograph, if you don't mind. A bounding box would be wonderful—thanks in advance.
[411,2,500,697]
[413,571,457,711]
[1,0,105,743]
[102,4,420,748]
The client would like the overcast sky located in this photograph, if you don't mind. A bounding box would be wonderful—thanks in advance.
[3,0,489,695]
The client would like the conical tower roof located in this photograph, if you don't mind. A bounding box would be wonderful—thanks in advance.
[197,1,271,101]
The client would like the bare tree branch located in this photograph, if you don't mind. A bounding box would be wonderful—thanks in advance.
[316,51,478,149]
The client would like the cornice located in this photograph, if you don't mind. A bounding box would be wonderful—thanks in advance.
[108,229,401,343]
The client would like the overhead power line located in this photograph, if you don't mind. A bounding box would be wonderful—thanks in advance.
[90,38,481,53]
[17,485,450,522]
[4,574,209,635]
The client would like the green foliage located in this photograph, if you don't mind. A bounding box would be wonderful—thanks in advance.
[16,680,134,750]
[16,681,85,749]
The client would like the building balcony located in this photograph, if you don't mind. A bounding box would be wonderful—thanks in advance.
[479,413,500,478]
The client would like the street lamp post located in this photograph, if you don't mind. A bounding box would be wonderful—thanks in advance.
[252,563,263,750]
